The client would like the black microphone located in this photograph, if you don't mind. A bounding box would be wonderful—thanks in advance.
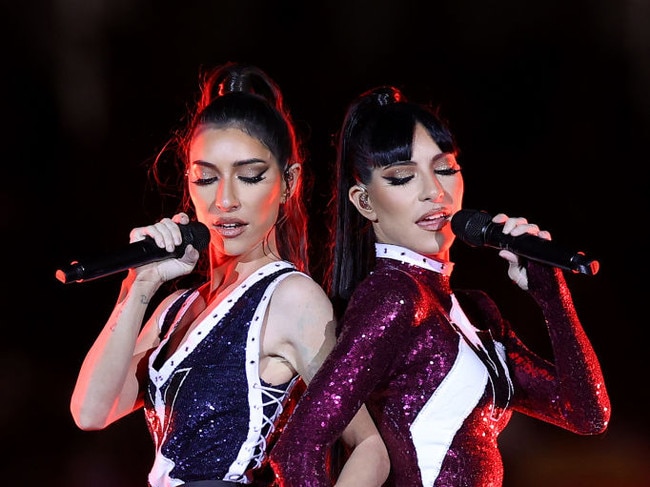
[55,221,211,284]
[450,209,599,276]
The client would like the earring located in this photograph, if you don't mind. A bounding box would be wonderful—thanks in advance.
[281,186,291,204]
[359,191,372,211]
[281,169,294,204]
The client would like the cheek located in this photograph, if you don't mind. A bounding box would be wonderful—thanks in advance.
[245,184,283,225]
[255,183,282,207]
[189,185,213,209]
[444,178,464,202]
[375,190,412,216]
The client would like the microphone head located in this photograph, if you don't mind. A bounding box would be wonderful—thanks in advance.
[450,209,493,247]
[181,221,211,251]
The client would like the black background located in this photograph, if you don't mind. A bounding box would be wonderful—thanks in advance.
[3,1,649,485]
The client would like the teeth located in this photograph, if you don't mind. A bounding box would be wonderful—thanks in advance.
[421,213,447,223]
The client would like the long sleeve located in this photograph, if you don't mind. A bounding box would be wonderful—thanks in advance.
[270,270,422,486]
[505,262,611,434]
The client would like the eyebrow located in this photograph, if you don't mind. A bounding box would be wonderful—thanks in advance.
[382,152,454,169]
[432,152,456,163]
[382,160,415,169]
[190,158,268,169]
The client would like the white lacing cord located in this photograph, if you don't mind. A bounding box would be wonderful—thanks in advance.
[247,383,290,468]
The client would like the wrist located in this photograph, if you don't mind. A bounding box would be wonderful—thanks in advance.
[120,269,164,296]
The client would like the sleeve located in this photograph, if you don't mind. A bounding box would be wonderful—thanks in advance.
[503,262,611,434]
[269,270,421,486]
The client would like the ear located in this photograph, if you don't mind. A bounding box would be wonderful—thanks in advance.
[281,163,301,203]
[349,185,377,221]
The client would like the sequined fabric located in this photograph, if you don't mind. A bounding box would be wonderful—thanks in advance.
[144,261,302,487]
[270,244,610,486]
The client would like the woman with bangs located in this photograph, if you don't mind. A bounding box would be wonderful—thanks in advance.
[270,85,610,486]
[69,63,389,487]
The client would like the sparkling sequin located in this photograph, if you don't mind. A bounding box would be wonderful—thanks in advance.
[143,262,303,486]
[270,245,610,486]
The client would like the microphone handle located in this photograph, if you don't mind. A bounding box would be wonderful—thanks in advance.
[55,238,183,284]
[483,223,599,276]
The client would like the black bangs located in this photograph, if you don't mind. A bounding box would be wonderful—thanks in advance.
[365,106,416,168]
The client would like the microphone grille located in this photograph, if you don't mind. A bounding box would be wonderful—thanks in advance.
[181,221,211,252]
[451,209,492,247]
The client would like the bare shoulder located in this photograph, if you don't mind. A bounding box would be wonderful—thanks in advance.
[264,272,336,378]
[269,272,333,330]
[271,272,331,308]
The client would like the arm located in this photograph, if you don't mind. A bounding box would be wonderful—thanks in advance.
[509,262,611,434]
[70,214,200,430]
[269,273,417,486]
[490,213,610,433]
[336,405,390,487]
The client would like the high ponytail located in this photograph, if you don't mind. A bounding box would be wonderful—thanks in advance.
[151,62,310,275]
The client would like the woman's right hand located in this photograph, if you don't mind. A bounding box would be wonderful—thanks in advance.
[492,212,551,291]
[128,212,202,284]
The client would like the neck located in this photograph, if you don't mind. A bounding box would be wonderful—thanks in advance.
[207,249,280,301]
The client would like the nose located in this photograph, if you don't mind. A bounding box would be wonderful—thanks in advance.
[215,179,240,211]
[420,173,445,202]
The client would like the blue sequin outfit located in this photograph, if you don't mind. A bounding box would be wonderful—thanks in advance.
[271,244,610,486]
[144,261,302,487]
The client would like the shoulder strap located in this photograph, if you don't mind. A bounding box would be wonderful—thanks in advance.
[159,286,202,340]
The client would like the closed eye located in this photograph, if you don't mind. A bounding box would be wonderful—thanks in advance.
[192,176,218,186]
[239,173,266,184]
[435,168,462,176]
[384,175,415,186]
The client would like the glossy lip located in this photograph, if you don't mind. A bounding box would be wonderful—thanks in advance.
[416,209,451,231]
[212,217,248,238]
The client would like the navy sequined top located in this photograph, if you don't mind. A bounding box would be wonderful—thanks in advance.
[271,243,610,486]
[144,261,302,487]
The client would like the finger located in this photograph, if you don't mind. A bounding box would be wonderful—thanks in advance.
[510,270,529,290]
[509,222,539,237]
[181,244,201,264]
[501,216,528,234]
[156,218,183,251]
[129,224,159,244]
[172,212,190,225]
[498,249,519,264]
[492,213,508,224]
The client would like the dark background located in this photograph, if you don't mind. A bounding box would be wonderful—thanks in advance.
[3,1,649,486]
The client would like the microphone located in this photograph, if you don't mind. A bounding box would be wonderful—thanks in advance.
[55,221,211,284]
[450,209,599,276]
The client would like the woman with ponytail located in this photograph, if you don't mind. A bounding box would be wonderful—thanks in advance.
[69,62,388,487]
[270,85,610,486]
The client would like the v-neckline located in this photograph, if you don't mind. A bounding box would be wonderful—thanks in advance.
[150,260,296,377]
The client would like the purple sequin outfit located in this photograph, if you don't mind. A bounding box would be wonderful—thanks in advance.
[144,261,302,487]
[271,244,609,486]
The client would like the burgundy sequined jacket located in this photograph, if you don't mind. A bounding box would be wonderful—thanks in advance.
[270,244,610,487]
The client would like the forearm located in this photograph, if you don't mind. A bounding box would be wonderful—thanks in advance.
[528,263,611,433]
[272,331,392,485]
[335,405,390,486]
[335,434,390,487]
[70,272,162,429]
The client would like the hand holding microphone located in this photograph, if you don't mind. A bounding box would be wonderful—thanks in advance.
[55,215,211,284]
[450,209,599,277]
